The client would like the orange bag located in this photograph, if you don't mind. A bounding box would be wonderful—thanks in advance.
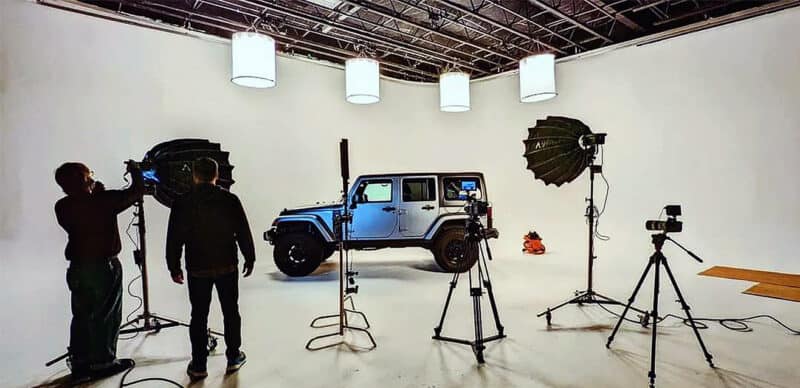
[523,231,546,255]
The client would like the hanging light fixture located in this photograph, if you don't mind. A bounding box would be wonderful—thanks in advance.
[519,53,556,103]
[439,71,470,112]
[231,32,276,88]
[345,57,380,104]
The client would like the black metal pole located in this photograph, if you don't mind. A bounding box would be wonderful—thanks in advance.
[587,164,595,292]
[649,253,662,388]
[136,199,151,324]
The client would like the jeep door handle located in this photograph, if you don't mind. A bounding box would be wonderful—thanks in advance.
[382,206,396,212]
[422,205,435,210]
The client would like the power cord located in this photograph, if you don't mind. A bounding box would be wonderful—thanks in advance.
[590,145,611,242]
[118,361,184,387]
[119,212,144,341]
[595,302,800,335]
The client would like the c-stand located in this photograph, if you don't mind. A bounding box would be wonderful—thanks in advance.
[305,139,376,351]
[606,232,714,388]
[433,196,506,364]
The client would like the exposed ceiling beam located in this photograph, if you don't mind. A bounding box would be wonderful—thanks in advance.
[526,0,614,44]
[486,0,586,51]
[582,0,643,31]
[342,0,517,63]
[429,0,568,55]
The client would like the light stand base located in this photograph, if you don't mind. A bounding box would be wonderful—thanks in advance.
[536,290,648,326]
[306,296,377,351]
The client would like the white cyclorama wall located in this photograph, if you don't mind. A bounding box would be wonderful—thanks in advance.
[1,0,799,384]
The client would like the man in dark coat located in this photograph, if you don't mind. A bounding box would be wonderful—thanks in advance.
[166,157,255,380]
[54,161,143,382]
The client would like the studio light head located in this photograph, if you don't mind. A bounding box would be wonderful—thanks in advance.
[579,133,606,149]
[646,205,683,233]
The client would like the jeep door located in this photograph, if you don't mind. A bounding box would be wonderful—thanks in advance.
[398,176,438,237]
[349,177,399,239]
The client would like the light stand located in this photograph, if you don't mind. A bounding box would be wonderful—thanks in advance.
[432,198,506,364]
[305,139,376,351]
[537,152,646,325]
[118,199,223,339]
[606,233,714,388]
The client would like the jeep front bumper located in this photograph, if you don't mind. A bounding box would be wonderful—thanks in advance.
[264,228,277,245]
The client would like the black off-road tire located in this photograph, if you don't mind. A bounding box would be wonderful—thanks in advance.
[273,233,324,277]
[432,228,478,273]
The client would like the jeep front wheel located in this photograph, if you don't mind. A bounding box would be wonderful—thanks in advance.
[432,228,478,273]
[273,233,324,277]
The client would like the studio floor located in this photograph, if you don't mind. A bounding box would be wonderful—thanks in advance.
[19,248,800,388]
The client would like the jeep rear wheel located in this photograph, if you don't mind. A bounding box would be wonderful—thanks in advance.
[273,233,324,277]
[432,228,478,273]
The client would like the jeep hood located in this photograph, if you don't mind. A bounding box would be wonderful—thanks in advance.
[279,202,342,215]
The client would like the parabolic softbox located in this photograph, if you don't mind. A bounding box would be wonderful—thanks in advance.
[522,116,603,186]
[140,139,235,207]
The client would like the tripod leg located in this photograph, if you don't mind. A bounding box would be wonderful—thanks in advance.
[648,256,662,388]
[607,256,655,348]
[479,240,504,336]
[661,259,715,368]
[471,265,485,364]
[433,271,460,337]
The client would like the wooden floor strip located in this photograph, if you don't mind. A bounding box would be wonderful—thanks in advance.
[743,283,800,302]
[698,266,800,288]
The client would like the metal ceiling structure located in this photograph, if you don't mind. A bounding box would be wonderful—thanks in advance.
[39,0,800,82]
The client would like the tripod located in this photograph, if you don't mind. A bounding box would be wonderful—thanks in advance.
[46,199,222,367]
[537,161,646,325]
[305,139,376,351]
[606,233,714,388]
[433,207,505,364]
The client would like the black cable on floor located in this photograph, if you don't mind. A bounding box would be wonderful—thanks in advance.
[595,302,800,335]
[119,361,184,388]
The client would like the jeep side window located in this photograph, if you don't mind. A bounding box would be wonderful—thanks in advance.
[355,180,393,203]
[443,177,482,201]
[402,178,436,202]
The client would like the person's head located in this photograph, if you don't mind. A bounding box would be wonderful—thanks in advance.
[55,162,94,196]
[193,157,219,185]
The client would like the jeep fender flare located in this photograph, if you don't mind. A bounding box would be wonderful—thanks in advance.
[424,214,469,241]
[274,215,336,243]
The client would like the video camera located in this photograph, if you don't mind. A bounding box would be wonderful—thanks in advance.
[645,205,683,233]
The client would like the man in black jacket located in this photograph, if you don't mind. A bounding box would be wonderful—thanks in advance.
[54,161,142,382]
[166,157,255,380]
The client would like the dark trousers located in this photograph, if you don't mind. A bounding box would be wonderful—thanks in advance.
[187,270,241,364]
[66,257,123,370]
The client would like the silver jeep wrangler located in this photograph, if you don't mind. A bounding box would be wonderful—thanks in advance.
[264,172,498,277]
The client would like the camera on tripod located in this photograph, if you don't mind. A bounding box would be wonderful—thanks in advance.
[464,194,489,219]
[645,205,683,233]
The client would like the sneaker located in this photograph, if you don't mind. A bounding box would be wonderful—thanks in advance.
[187,361,208,380]
[92,358,135,379]
[226,351,247,374]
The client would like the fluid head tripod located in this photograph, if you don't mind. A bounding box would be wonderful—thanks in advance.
[433,195,506,364]
[606,232,714,388]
